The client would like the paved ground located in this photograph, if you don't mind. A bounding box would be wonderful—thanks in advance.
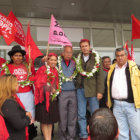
[33,122,79,140]
[33,122,58,140]
[33,122,121,140]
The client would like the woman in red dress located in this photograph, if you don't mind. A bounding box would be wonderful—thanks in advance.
[34,53,60,140]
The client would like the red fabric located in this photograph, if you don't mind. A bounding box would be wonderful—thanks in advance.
[34,65,59,112]
[48,53,58,58]
[87,136,91,140]
[131,15,140,40]
[1,63,32,93]
[14,95,29,140]
[25,24,43,62]
[8,11,26,46]
[65,60,70,66]
[0,115,9,140]
[123,41,132,60]
[0,12,17,45]
[0,30,2,35]
[103,68,109,72]
[46,91,50,112]
[80,39,90,45]
[0,57,6,67]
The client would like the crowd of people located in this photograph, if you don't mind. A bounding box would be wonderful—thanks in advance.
[0,38,140,140]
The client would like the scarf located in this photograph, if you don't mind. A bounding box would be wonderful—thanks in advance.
[103,67,109,72]
[34,66,59,112]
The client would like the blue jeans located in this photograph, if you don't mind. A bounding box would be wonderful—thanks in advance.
[77,88,99,138]
[113,100,140,140]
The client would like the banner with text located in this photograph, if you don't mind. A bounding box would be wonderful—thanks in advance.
[48,15,72,46]
[0,12,17,45]
[8,11,25,46]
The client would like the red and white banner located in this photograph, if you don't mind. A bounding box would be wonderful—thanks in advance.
[48,15,72,46]
[8,11,25,46]
[0,12,17,45]
[123,41,132,60]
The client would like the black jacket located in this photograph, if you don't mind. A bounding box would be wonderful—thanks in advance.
[2,99,30,140]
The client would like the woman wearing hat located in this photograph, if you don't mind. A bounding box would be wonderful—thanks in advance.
[34,53,60,140]
[1,45,35,123]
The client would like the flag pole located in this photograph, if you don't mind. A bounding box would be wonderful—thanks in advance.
[28,45,31,74]
[131,15,135,61]
[46,14,52,56]
[131,16,133,58]
[46,42,50,56]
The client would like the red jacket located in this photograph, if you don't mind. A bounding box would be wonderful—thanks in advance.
[0,115,9,140]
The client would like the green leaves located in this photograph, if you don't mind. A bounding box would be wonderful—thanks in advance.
[58,56,77,84]
[2,61,34,88]
[75,49,100,78]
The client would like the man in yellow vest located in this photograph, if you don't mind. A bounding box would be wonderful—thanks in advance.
[107,48,140,140]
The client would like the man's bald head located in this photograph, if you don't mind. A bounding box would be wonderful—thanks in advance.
[63,46,73,60]
[64,46,72,51]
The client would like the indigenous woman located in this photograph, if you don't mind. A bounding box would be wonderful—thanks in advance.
[34,53,60,140]
[1,45,35,122]
[0,75,31,140]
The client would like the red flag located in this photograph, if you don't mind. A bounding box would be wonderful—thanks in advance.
[8,11,26,46]
[0,12,17,45]
[131,43,135,61]
[131,15,140,40]
[123,41,131,60]
[25,24,43,62]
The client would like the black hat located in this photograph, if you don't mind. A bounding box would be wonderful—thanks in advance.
[8,45,26,56]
